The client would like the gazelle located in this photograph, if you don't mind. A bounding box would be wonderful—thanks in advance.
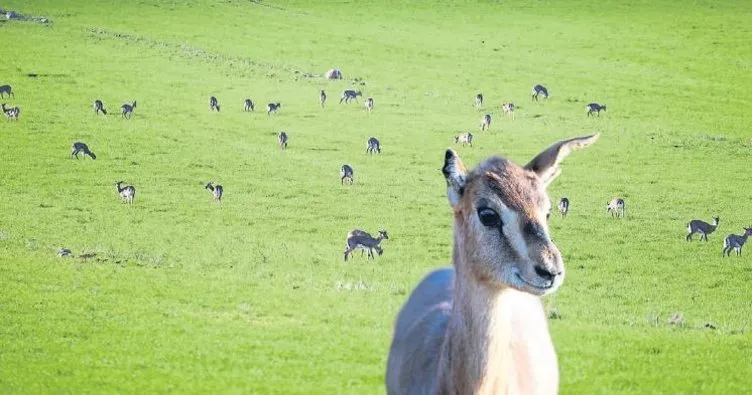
[0,85,13,99]
[722,227,752,257]
[340,164,354,185]
[267,102,281,115]
[244,98,254,112]
[326,68,343,80]
[532,84,549,101]
[115,181,136,204]
[686,216,720,242]
[558,197,570,219]
[366,137,381,154]
[480,113,491,131]
[320,90,327,108]
[340,89,362,104]
[121,101,136,119]
[606,197,626,218]
[278,131,288,149]
[586,103,606,117]
[502,102,516,119]
[454,132,473,147]
[475,93,483,109]
[2,103,19,121]
[344,229,389,261]
[385,134,600,395]
[205,182,223,203]
[93,99,107,115]
[71,142,96,159]
[365,97,374,112]
[210,96,220,112]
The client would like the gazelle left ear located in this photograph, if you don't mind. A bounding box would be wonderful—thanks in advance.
[524,134,600,186]
[442,149,467,208]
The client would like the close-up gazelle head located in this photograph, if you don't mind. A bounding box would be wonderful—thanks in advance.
[441,133,599,296]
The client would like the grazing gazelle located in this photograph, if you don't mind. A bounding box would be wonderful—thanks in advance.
[344,229,389,261]
[121,101,136,119]
[532,84,549,101]
[366,137,381,154]
[209,96,220,112]
[606,197,626,218]
[722,226,752,257]
[244,98,254,112]
[502,102,516,119]
[475,93,483,109]
[2,103,19,121]
[340,89,362,104]
[686,216,720,242]
[340,164,354,185]
[480,113,491,131]
[454,132,473,147]
[277,131,288,149]
[386,134,600,395]
[115,181,136,204]
[93,99,107,115]
[267,102,281,115]
[71,142,97,160]
[586,103,606,117]
[558,197,570,219]
[320,90,327,108]
[205,182,223,203]
[0,84,14,99]
[365,97,374,112]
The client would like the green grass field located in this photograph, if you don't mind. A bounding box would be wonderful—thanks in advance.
[1,0,751,393]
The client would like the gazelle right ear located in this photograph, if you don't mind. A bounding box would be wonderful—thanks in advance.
[442,149,467,208]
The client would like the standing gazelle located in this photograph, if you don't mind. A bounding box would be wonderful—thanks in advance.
[121,101,136,119]
[210,96,220,112]
[205,182,223,203]
[115,181,136,204]
[386,134,600,395]
[320,90,327,108]
[366,137,381,154]
[532,84,549,101]
[558,197,570,219]
[267,102,281,115]
[278,132,288,149]
[686,216,720,241]
[0,85,14,99]
[586,103,606,117]
[502,102,516,119]
[340,164,354,185]
[340,90,362,104]
[454,132,473,147]
[722,227,752,257]
[71,142,97,160]
[244,99,255,112]
[365,97,374,112]
[344,229,389,261]
[606,197,626,218]
[475,93,483,109]
[480,113,491,131]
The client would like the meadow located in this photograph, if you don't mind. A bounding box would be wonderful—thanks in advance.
[0,0,751,393]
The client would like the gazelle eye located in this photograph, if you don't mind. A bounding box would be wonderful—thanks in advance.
[477,208,501,227]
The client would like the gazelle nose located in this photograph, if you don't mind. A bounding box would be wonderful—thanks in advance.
[534,265,558,282]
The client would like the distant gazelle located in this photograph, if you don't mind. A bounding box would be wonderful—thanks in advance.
[344,229,389,261]
[606,197,626,218]
[366,137,381,154]
[278,131,289,149]
[244,98,255,112]
[480,113,491,131]
[558,197,570,219]
[475,93,483,109]
[267,102,281,115]
[319,90,327,108]
[340,89,362,104]
[454,132,473,147]
[93,99,107,115]
[722,226,752,257]
[586,103,606,117]
[115,181,136,204]
[340,164,354,185]
[686,216,720,242]
[532,84,549,101]
[121,101,136,119]
[365,97,374,112]
[326,68,343,80]
[502,102,516,119]
[0,84,14,99]
[205,182,223,203]
[71,142,96,160]
[210,96,220,112]
[386,134,600,395]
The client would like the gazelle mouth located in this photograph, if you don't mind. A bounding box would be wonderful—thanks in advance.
[515,273,554,291]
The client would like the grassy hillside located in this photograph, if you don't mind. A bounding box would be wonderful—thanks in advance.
[0,0,751,393]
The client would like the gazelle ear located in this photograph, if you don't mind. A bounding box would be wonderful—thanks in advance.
[442,149,467,208]
[524,133,600,186]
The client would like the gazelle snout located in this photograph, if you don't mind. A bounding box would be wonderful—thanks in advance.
[518,239,564,295]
